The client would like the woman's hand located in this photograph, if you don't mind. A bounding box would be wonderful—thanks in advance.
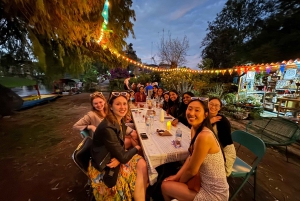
[171,119,179,126]
[164,175,179,182]
[107,158,120,168]
[88,125,97,132]
[210,116,222,124]
[135,145,142,152]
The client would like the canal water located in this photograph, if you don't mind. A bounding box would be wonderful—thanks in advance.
[11,84,52,97]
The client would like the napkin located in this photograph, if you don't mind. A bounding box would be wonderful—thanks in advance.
[157,129,172,136]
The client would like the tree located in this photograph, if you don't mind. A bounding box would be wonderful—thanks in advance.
[201,0,275,68]
[158,31,189,68]
[244,0,300,62]
[124,43,141,75]
[0,0,136,76]
[160,69,197,94]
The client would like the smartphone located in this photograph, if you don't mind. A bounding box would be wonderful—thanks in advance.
[140,133,148,140]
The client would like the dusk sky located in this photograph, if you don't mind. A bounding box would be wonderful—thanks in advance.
[126,0,226,70]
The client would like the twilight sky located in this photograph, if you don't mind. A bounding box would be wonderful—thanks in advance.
[126,0,226,70]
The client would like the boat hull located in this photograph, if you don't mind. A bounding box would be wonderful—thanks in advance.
[20,95,58,110]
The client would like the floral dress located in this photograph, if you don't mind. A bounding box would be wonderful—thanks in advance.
[88,154,142,201]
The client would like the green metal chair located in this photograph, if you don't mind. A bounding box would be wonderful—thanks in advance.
[229,130,266,201]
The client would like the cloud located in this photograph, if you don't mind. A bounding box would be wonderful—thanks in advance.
[126,0,226,70]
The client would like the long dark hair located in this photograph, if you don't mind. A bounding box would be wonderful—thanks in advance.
[188,99,215,153]
[178,91,194,114]
[105,94,128,125]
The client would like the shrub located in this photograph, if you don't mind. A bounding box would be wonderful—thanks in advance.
[109,67,129,80]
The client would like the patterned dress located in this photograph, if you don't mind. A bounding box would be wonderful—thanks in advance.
[194,128,229,201]
[88,154,142,201]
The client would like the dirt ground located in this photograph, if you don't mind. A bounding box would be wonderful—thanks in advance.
[0,93,300,201]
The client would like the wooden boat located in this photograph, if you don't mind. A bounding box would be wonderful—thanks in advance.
[0,77,59,110]
[20,94,59,110]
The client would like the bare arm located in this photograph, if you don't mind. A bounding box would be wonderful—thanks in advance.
[73,114,92,131]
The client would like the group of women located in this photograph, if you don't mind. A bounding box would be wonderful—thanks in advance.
[73,86,236,201]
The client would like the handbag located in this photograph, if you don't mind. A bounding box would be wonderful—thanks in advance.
[187,172,201,192]
[92,145,111,172]
[92,146,120,188]
[103,165,120,188]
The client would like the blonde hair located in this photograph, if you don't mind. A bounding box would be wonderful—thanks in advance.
[90,91,108,118]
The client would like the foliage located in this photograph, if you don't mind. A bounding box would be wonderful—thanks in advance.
[149,72,161,83]
[0,0,136,75]
[83,66,98,91]
[135,73,151,85]
[160,69,197,94]
[223,93,237,105]
[191,80,210,96]
[206,84,224,98]
[158,31,189,68]
[109,67,129,80]
[201,0,276,68]
[197,58,214,70]
[124,43,141,75]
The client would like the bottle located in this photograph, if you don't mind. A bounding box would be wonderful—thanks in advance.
[160,109,164,122]
[175,128,182,148]
[145,115,150,134]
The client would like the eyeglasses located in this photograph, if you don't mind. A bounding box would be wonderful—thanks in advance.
[90,91,104,97]
[208,102,221,108]
[191,97,209,101]
[111,91,128,97]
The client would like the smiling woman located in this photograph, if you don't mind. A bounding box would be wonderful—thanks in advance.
[88,93,149,200]
[73,91,108,136]
[161,99,229,201]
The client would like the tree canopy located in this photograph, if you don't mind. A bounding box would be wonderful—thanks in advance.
[201,0,300,68]
[0,0,136,76]
[158,31,189,68]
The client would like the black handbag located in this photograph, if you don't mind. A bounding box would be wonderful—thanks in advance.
[103,165,120,188]
[92,146,119,188]
[92,145,111,172]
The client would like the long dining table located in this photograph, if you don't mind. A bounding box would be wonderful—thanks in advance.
[130,104,191,185]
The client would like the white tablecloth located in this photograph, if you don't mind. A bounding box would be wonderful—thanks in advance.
[131,106,191,185]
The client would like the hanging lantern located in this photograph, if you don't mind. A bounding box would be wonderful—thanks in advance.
[221,70,226,75]
[228,69,233,75]
[216,70,219,75]
[244,67,248,74]
[266,66,271,74]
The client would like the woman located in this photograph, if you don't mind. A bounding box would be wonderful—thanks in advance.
[161,99,229,201]
[73,91,108,136]
[162,91,169,111]
[89,93,148,200]
[135,86,147,102]
[171,91,194,127]
[166,89,180,118]
[151,85,158,99]
[156,88,164,102]
[209,97,236,176]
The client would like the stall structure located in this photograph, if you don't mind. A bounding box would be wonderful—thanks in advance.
[238,66,300,118]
